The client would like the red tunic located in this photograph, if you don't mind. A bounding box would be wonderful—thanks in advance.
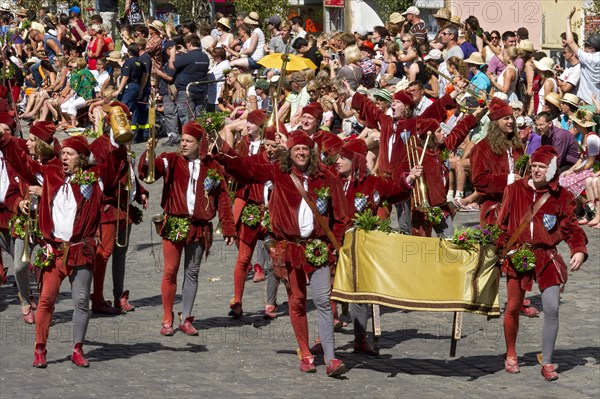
[138,151,236,241]
[217,142,350,274]
[89,135,149,224]
[471,139,524,225]
[342,173,413,215]
[0,134,119,270]
[496,179,588,291]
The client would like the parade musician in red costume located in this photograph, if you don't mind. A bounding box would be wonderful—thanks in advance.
[138,121,236,336]
[497,145,587,381]
[215,129,350,377]
[0,131,120,368]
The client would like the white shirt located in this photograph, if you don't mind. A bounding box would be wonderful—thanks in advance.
[208,59,231,105]
[0,150,8,204]
[52,178,78,241]
[297,175,314,237]
[414,96,433,116]
[187,160,201,215]
[248,139,261,155]
[251,28,266,61]
[559,63,581,92]
[576,49,600,106]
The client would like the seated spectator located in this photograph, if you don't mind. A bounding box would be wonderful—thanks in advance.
[60,57,97,128]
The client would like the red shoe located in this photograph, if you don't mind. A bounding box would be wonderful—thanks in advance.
[300,356,316,373]
[116,290,135,312]
[71,343,89,367]
[33,344,47,368]
[333,319,347,331]
[353,339,378,355]
[326,359,347,377]
[252,264,265,282]
[521,305,540,318]
[178,315,199,336]
[160,317,175,336]
[504,355,520,374]
[264,304,277,319]
[22,304,35,325]
[228,302,243,318]
[92,300,123,315]
[541,364,558,381]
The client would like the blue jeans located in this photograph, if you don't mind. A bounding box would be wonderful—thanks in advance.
[119,83,140,121]
[175,90,207,126]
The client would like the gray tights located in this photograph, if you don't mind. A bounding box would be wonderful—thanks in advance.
[541,285,561,365]
[181,241,204,319]
[13,238,34,306]
[71,267,93,344]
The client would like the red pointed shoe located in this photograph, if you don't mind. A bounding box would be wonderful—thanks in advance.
[353,339,379,355]
[252,264,265,282]
[178,315,199,336]
[541,364,558,381]
[326,359,347,377]
[116,290,135,312]
[300,356,317,373]
[71,343,89,367]
[504,355,520,374]
[33,344,47,368]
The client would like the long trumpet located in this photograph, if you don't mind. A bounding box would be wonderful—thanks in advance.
[116,166,132,248]
[20,193,39,263]
[424,63,489,102]
[407,132,432,211]
[144,95,157,184]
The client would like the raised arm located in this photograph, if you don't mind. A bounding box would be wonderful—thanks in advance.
[565,7,580,54]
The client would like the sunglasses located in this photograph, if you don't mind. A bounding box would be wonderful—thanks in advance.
[491,36,500,39]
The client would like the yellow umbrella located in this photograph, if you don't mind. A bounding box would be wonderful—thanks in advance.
[258,53,317,71]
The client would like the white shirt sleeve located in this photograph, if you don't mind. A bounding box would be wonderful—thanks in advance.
[587,134,600,157]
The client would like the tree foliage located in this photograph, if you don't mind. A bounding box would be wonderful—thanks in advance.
[169,0,212,23]
[233,0,290,23]
[371,0,413,21]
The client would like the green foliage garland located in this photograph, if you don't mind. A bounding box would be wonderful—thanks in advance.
[424,206,443,225]
[353,208,393,234]
[450,224,501,251]
[315,187,330,199]
[9,215,41,240]
[241,204,261,227]
[33,246,55,269]
[196,111,228,134]
[70,170,97,185]
[162,216,191,243]
[512,248,537,273]
[305,239,329,267]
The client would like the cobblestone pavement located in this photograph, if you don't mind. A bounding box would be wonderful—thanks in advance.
[0,136,598,399]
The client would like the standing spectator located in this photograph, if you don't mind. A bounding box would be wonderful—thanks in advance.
[458,30,477,59]
[115,43,144,122]
[134,37,153,142]
[491,46,519,102]
[68,6,87,52]
[168,34,210,125]
[402,6,427,44]
[96,0,118,39]
[463,16,484,52]
[146,20,165,74]
[265,15,281,42]
[290,16,306,41]
[155,41,179,145]
[125,0,144,25]
[534,57,558,114]
[487,31,518,77]
[207,47,230,113]
[332,45,363,91]
[565,7,600,106]
[483,30,501,64]
[558,44,580,96]
[86,24,106,70]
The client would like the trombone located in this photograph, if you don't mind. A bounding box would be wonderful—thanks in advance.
[20,193,39,263]
[407,132,432,211]
[143,95,157,184]
[424,63,489,103]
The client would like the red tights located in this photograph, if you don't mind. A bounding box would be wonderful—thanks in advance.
[504,277,526,358]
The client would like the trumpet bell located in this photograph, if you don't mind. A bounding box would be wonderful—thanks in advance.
[214,222,223,235]
[109,106,134,144]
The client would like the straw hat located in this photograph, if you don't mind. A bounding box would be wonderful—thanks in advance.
[433,8,451,21]
[424,48,443,61]
[533,57,555,72]
[244,12,260,26]
[561,93,580,108]
[389,12,404,24]
[216,17,231,31]
[14,7,27,17]
[544,92,562,108]
[449,16,462,26]
[106,51,123,63]
[149,20,165,35]
[518,39,535,53]
[465,52,485,65]
[0,1,10,12]
[569,109,597,127]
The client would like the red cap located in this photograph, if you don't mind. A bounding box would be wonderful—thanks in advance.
[30,121,57,144]
[488,97,513,121]
[182,121,206,140]
[0,113,15,129]
[359,40,376,55]
[531,145,559,181]
[264,121,288,141]
[302,102,324,121]
[286,130,315,149]
[321,133,343,156]
[339,138,368,160]
[247,109,267,127]
[416,118,440,138]
[62,136,90,157]
[392,90,414,107]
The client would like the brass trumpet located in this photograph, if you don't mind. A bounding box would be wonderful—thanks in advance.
[115,168,132,248]
[407,132,432,211]
[424,63,489,103]
[144,96,157,184]
[20,193,39,263]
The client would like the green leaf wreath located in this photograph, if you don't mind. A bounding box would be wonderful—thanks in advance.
[305,239,329,266]
[424,206,444,225]
[70,170,97,185]
[9,215,41,240]
[241,204,261,227]
[515,154,530,176]
[33,245,55,269]
[511,248,536,273]
[196,111,228,134]
[353,208,393,234]
[162,216,191,243]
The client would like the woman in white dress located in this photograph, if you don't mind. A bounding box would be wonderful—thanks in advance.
[491,46,519,102]
[534,57,558,114]
[207,18,234,52]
